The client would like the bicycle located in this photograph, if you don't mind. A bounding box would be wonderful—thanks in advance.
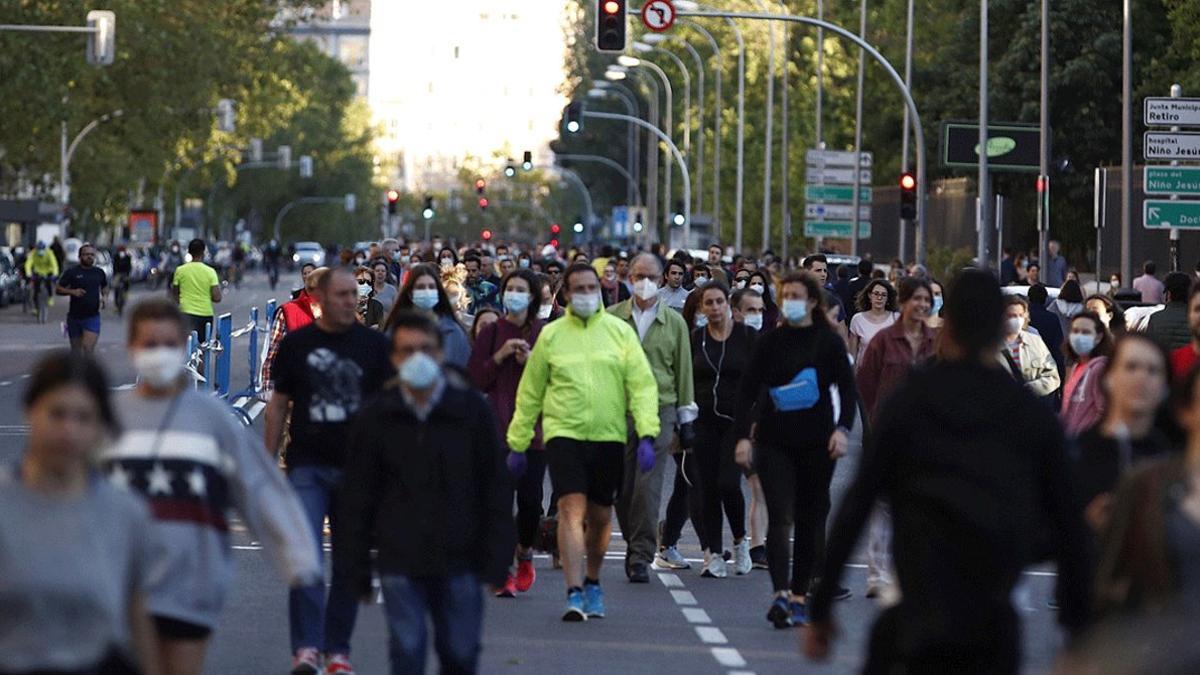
[112,274,130,316]
[29,275,52,324]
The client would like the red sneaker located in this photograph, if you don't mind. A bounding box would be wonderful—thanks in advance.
[515,558,536,592]
[323,653,355,675]
[494,574,517,598]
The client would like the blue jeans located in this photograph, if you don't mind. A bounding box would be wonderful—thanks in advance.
[287,465,359,654]
[380,574,483,675]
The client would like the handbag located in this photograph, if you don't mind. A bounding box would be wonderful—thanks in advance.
[769,367,820,412]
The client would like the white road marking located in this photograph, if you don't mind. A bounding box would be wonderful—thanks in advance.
[694,626,728,644]
[669,590,697,605]
[19,374,30,379]
[728,671,757,675]
[657,573,683,587]
[710,648,746,667]
[681,608,711,624]
[0,381,11,386]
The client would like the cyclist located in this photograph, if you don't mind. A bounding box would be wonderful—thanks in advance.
[263,240,282,290]
[23,241,60,319]
[112,245,133,315]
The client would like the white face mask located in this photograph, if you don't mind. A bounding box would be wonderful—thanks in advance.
[537,304,553,320]
[133,347,186,389]
[1005,317,1024,336]
[399,351,440,390]
[357,283,371,298]
[694,276,709,287]
[694,313,709,329]
[744,313,764,331]
[749,283,765,295]
[571,292,602,318]
[634,278,659,301]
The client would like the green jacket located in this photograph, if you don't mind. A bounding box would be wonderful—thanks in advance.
[507,307,661,452]
[607,299,695,410]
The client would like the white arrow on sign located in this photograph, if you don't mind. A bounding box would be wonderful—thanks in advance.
[805,149,873,168]
[1148,206,1161,221]
[805,203,871,220]
[805,166,873,185]
[641,0,677,32]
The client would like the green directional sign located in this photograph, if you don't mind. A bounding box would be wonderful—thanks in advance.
[1143,199,1200,229]
[804,221,873,239]
[1144,167,1200,196]
[803,185,873,203]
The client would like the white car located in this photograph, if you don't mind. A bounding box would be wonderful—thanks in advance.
[293,242,326,267]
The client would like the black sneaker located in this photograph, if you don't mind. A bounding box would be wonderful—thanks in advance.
[627,561,650,583]
[749,545,768,569]
[810,577,852,601]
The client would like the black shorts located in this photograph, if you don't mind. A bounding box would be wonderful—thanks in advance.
[153,615,213,641]
[545,438,624,507]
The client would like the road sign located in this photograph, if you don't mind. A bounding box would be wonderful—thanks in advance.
[804,185,873,203]
[805,203,871,220]
[941,122,1040,171]
[641,0,676,32]
[1144,97,1200,127]
[805,149,873,168]
[1144,167,1200,196]
[805,166,872,186]
[804,220,872,239]
[1144,200,1200,229]
[1143,132,1200,161]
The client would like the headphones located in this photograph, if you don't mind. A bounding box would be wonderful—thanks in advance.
[701,316,735,422]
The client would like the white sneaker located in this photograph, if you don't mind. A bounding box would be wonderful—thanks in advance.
[733,539,752,575]
[700,551,728,578]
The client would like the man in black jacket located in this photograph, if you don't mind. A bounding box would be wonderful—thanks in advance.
[805,269,1091,673]
[336,310,514,674]
[1146,271,1193,352]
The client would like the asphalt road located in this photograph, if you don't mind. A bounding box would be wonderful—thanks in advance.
[0,271,1070,674]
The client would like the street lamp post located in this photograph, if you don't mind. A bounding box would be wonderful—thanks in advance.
[60,109,124,210]
[679,20,723,228]
[850,0,868,257]
[634,45,692,216]
[643,33,706,216]
[608,69,661,230]
[778,0,791,258]
[752,0,776,252]
[588,85,640,205]
[613,59,673,234]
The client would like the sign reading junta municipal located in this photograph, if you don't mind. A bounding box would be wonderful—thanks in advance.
[1144,167,1200,196]
[804,220,873,239]
[804,185,873,203]
[805,149,873,168]
[1143,199,1200,229]
[1143,132,1200,161]
[1145,97,1200,127]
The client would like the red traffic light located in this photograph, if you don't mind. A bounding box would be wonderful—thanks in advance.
[386,189,400,202]
[550,238,559,248]
[478,197,489,209]
[603,0,620,14]
[550,223,561,235]
[1036,176,1047,193]
[475,179,486,191]
[899,173,916,191]
[482,229,493,241]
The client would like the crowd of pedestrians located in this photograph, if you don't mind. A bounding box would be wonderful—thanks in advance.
[8,233,1200,674]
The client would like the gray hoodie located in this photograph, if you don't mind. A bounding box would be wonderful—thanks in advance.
[98,388,320,627]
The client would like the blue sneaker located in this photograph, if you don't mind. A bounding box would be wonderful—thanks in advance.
[562,589,587,622]
[584,583,606,618]
[766,596,793,629]
[789,600,809,626]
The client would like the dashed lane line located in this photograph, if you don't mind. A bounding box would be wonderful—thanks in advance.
[681,608,711,624]
[669,589,697,605]
[711,647,748,668]
[695,626,729,644]
[660,571,753,673]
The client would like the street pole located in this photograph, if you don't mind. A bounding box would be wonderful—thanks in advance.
[815,0,825,252]
[850,0,867,257]
[730,17,746,252]
[1170,83,1183,271]
[652,34,706,216]
[977,0,991,268]
[646,48,691,218]
[778,0,791,259]
[681,20,723,230]
[555,153,643,206]
[753,0,775,253]
[1120,0,1133,286]
[1037,0,1050,270]
[634,61,674,235]
[1095,166,1107,288]
[899,0,914,262]
[595,81,643,207]
[585,110,692,247]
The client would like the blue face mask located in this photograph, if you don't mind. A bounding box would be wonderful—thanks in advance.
[412,288,439,309]
[399,352,440,389]
[781,299,809,324]
[504,291,531,314]
[694,313,709,329]
[931,296,944,315]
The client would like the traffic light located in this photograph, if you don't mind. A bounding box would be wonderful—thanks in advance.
[672,200,685,226]
[595,0,626,53]
[550,223,562,236]
[482,229,493,241]
[899,172,917,220]
[386,189,400,215]
[478,197,489,211]
[422,196,435,220]
[504,161,516,178]
[522,151,533,171]
[564,101,584,134]
[475,179,486,194]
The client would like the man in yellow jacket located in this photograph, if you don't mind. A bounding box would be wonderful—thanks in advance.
[508,262,660,622]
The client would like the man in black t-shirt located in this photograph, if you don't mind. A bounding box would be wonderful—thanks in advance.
[264,266,392,674]
[55,243,107,355]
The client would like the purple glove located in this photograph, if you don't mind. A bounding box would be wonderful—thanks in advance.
[506,451,527,478]
[637,438,656,473]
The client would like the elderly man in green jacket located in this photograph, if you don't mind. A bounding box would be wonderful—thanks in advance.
[508,262,660,622]
[608,252,698,583]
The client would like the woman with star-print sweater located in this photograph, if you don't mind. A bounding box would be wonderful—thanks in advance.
[97,299,321,672]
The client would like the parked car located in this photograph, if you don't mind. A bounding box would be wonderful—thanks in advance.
[292,241,326,267]
[0,250,22,307]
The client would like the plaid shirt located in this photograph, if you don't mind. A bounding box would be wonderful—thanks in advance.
[261,306,288,389]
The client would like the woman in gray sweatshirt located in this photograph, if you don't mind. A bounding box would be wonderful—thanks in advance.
[97,298,321,675]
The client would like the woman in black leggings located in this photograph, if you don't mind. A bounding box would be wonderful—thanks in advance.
[734,271,856,629]
[692,281,756,578]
